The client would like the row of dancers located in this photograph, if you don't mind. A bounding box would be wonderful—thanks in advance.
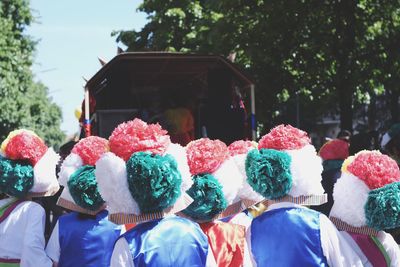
[0,120,400,266]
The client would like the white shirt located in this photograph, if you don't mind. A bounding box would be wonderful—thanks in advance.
[340,230,400,267]
[0,197,52,267]
[228,212,253,230]
[45,221,60,262]
[247,202,365,267]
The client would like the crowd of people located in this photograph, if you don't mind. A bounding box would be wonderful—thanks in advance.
[1,119,400,266]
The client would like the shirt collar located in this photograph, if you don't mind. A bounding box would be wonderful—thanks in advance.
[267,201,304,211]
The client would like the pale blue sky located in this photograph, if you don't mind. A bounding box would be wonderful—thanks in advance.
[28,0,147,136]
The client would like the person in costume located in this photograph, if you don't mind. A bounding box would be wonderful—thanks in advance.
[0,129,60,266]
[181,138,256,267]
[227,140,266,222]
[380,123,400,242]
[45,136,122,267]
[41,140,77,241]
[314,138,349,215]
[329,150,400,266]
[95,118,209,267]
[243,124,363,266]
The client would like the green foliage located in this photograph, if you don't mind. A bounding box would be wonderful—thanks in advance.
[24,82,65,149]
[114,0,220,53]
[117,0,400,130]
[0,0,65,148]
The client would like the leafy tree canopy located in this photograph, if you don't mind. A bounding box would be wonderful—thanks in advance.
[0,0,65,148]
[116,0,400,132]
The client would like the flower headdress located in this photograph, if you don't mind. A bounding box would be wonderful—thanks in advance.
[95,118,193,224]
[0,129,60,198]
[319,139,349,161]
[244,124,326,205]
[58,136,109,214]
[330,150,400,231]
[181,138,251,222]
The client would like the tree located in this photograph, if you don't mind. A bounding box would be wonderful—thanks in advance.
[25,82,65,148]
[361,1,400,125]
[116,0,400,133]
[115,1,220,53]
[0,0,65,148]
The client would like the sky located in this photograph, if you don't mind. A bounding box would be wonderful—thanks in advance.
[27,0,147,136]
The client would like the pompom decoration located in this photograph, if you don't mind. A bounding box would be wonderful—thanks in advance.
[165,143,193,192]
[186,138,229,175]
[212,157,243,204]
[95,152,141,215]
[341,155,354,173]
[126,152,182,213]
[245,148,292,199]
[59,153,83,188]
[330,172,370,227]
[319,139,349,161]
[228,140,257,156]
[109,119,171,161]
[1,129,37,153]
[346,151,400,189]
[68,165,105,211]
[365,181,400,230]
[0,156,34,198]
[71,136,109,166]
[182,174,227,221]
[285,145,324,197]
[258,124,310,151]
[32,148,60,193]
[3,130,48,166]
[233,153,265,202]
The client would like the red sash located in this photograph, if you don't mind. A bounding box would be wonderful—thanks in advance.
[348,232,390,267]
[200,221,245,267]
[0,258,20,263]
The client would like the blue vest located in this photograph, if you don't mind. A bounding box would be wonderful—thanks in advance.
[58,210,121,267]
[250,207,328,266]
[122,215,208,267]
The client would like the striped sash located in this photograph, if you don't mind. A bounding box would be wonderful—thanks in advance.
[0,259,20,266]
[0,200,23,224]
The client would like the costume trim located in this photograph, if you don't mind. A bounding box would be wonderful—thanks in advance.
[371,236,391,267]
[330,216,379,236]
[26,185,60,198]
[255,194,327,207]
[57,197,104,215]
[109,193,193,224]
